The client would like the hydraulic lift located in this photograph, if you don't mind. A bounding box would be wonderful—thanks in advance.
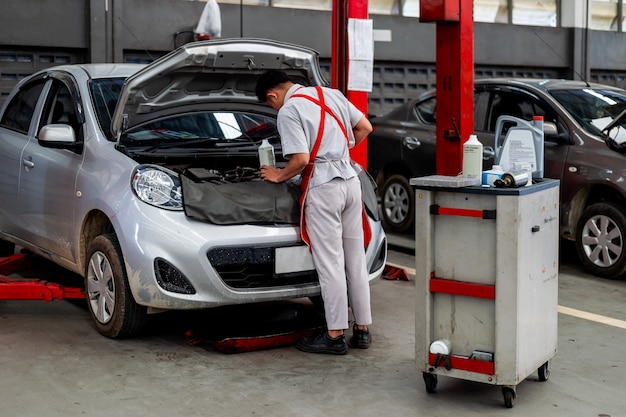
[0,252,84,301]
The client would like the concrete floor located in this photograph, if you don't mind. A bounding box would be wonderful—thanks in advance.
[1,240,625,417]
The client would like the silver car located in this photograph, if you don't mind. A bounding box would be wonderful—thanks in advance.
[0,39,387,338]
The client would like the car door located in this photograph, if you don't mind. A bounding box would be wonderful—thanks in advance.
[402,96,438,176]
[0,76,47,239]
[18,74,85,262]
[367,97,436,180]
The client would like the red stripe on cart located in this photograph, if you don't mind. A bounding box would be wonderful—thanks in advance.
[430,274,495,300]
[429,352,495,375]
[438,207,485,217]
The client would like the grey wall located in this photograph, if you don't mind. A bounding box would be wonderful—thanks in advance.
[1,0,626,114]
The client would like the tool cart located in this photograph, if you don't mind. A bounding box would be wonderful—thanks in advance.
[412,177,559,408]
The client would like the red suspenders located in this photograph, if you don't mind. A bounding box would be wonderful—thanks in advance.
[290,86,372,248]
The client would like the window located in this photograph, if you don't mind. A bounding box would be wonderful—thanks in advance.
[39,81,80,137]
[0,80,45,134]
[122,111,277,145]
[550,87,626,138]
[401,0,419,17]
[590,0,621,31]
[414,97,436,124]
[89,78,126,141]
[475,0,508,23]
[271,0,330,10]
[486,90,556,134]
[512,0,557,27]
[474,0,557,26]
[217,0,268,5]
[369,0,399,15]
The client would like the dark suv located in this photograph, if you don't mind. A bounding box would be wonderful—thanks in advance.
[368,78,626,279]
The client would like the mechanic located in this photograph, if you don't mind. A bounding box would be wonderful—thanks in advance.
[255,70,373,355]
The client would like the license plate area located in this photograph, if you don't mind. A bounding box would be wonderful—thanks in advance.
[275,245,315,275]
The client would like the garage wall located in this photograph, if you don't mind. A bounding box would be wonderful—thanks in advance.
[0,1,625,114]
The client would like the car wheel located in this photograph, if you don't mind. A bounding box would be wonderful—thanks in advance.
[576,202,626,279]
[85,234,147,338]
[381,174,415,233]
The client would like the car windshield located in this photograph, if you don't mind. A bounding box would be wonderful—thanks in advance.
[119,111,279,153]
[89,78,126,141]
[550,87,626,144]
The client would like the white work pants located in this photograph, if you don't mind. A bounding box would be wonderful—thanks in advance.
[304,176,372,330]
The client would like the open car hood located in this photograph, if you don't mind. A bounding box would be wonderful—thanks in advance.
[111,38,327,140]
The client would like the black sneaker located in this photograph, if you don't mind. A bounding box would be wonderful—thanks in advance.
[350,325,371,349]
[296,332,348,355]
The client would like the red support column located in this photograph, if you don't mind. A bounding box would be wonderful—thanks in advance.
[332,0,369,168]
[331,0,347,93]
[421,0,474,176]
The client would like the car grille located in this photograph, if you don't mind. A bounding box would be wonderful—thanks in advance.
[207,246,318,289]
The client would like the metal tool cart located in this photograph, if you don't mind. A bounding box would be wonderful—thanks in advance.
[412,177,559,408]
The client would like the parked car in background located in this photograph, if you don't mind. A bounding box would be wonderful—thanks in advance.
[368,78,626,280]
[0,39,387,338]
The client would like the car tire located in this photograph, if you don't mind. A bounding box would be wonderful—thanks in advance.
[85,234,147,338]
[381,174,415,233]
[576,202,626,279]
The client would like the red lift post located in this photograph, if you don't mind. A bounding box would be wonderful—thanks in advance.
[420,0,474,176]
[331,0,369,168]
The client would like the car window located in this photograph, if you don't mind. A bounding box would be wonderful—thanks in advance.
[487,90,556,133]
[474,90,491,132]
[414,97,436,124]
[89,78,126,141]
[38,81,80,136]
[0,80,46,134]
[123,111,278,145]
[550,88,626,138]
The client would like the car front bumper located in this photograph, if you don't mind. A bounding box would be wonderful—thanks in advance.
[113,201,386,310]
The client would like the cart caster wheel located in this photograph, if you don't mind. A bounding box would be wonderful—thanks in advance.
[538,360,551,382]
[502,387,516,408]
[423,372,438,393]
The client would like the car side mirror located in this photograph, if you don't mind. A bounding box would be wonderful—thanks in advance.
[38,124,83,153]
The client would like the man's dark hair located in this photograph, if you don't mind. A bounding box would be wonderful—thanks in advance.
[255,70,292,103]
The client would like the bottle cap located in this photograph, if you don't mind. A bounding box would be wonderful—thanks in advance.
[429,339,451,355]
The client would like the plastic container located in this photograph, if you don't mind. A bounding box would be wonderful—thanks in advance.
[429,339,452,355]
[494,115,544,179]
[533,116,544,179]
[462,134,483,179]
[482,164,504,187]
[258,139,275,167]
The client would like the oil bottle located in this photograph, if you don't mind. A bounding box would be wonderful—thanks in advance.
[462,134,483,179]
[258,139,276,167]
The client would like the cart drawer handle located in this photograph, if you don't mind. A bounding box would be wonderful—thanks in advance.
[430,204,496,219]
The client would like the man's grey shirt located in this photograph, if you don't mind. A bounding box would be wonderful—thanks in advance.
[277,84,364,188]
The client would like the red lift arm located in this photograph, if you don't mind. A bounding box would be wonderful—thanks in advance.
[0,253,85,301]
[420,0,474,176]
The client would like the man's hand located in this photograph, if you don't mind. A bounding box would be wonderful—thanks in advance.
[259,165,282,183]
[259,153,309,183]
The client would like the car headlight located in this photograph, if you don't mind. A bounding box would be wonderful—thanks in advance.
[132,165,183,210]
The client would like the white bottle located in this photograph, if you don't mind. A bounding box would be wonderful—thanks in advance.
[258,139,275,167]
[462,134,483,179]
